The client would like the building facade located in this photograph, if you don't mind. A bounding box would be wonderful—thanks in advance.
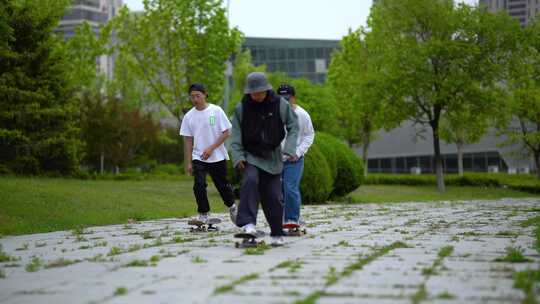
[362,121,533,174]
[242,37,339,83]
[479,0,540,26]
[57,0,122,77]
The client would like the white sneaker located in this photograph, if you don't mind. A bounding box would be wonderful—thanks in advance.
[271,236,285,247]
[242,223,257,235]
[229,203,238,224]
[197,213,208,224]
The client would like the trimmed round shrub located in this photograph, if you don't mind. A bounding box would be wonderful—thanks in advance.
[315,132,364,197]
[313,132,338,184]
[300,143,333,204]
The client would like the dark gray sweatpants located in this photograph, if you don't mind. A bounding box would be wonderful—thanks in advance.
[236,163,284,237]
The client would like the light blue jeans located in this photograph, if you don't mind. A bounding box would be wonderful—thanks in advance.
[282,157,304,223]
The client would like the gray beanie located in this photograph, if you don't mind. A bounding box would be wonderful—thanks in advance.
[244,72,272,94]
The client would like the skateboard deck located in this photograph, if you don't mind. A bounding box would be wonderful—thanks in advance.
[188,218,221,232]
[234,230,265,248]
[283,223,307,236]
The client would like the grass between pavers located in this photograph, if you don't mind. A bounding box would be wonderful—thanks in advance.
[213,273,260,295]
[293,241,410,304]
[412,246,455,303]
[0,176,227,236]
[348,185,537,204]
[512,216,540,304]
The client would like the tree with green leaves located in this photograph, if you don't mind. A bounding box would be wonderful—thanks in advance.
[0,0,82,175]
[327,29,386,177]
[112,0,242,119]
[439,103,490,176]
[62,22,112,94]
[503,19,540,178]
[367,0,517,191]
[259,71,340,139]
[227,49,266,114]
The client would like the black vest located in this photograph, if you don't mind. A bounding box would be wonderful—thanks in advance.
[241,91,285,158]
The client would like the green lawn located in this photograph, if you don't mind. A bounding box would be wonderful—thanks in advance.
[0,177,538,236]
[349,185,538,204]
[0,176,228,236]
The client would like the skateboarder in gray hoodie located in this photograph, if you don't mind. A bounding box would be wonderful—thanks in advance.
[230,72,299,246]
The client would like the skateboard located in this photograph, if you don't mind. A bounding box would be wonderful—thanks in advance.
[234,230,265,248]
[188,218,221,232]
[283,223,307,236]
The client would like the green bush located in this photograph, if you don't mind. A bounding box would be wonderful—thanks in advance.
[314,132,363,197]
[300,143,333,204]
[153,164,182,175]
[314,133,339,183]
[149,128,184,164]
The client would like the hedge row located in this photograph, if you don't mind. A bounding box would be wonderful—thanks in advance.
[365,173,540,194]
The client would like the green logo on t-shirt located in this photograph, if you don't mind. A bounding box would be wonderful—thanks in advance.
[209,115,216,126]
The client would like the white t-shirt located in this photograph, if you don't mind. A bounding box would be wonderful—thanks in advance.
[179,104,232,163]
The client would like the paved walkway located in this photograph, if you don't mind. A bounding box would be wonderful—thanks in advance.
[0,198,539,304]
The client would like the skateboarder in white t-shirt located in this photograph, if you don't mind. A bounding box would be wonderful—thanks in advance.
[180,83,237,225]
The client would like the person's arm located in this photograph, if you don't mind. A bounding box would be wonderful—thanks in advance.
[281,100,299,160]
[201,130,230,160]
[230,104,246,170]
[296,110,315,157]
[184,136,193,175]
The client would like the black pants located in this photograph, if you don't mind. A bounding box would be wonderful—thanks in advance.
[236,163,284,237]
[192,160,235,214]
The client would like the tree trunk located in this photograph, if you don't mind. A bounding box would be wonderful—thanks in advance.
[457,140,464,177]
[363,143,369,178]
[362,132,370,178]
[535,150,540,180]
[100,152,104,174]
[432,123,445,192]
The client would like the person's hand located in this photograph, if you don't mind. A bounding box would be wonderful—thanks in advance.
[287,154,300,162]
[236,160,246,171]
[185,163,193,176]
[201,147,214,160]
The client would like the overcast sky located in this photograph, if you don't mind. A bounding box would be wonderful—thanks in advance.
[122,0,479,40]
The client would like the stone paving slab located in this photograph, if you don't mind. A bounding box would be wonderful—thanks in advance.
[0,198,539,304]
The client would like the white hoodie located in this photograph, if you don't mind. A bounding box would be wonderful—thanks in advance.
[282,105,315,160]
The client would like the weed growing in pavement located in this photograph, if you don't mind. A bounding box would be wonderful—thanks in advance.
[25,257,42,272]
[191,256,206,263]
[114,287,127,296]
[437,291,455,299]
[0,245,16,262]
[495,247,531,263]
[45,258,80,268]
[295,241,410,304]
[128,244,142,252]
[108,246,123,256]
[213,273,259,295]
[411,283,427,304]
[124,259,149,267]
[244,244,271,255]
[513,268,540,304]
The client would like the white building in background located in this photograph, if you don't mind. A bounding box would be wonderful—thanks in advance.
[57,0,123,78]
[361,121,533,175]
[479,0,540,26]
